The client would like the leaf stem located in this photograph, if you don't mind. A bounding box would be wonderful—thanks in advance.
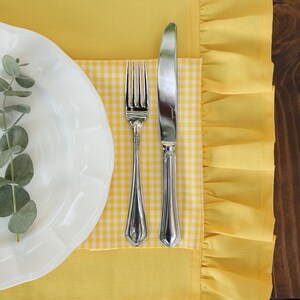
[11,186,19,242]
[10,113,25,129]
[3,78,14,108]
[2,78,19,242]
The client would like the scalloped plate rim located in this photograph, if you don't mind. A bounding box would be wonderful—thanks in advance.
[0,22,114,290]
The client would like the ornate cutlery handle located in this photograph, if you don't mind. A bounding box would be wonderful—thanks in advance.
[160,144,181,247]
[125,124,147,246]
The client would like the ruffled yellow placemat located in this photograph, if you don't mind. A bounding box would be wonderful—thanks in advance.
[199,0,275,298]
[77,59,203,250]
[0,0,275,299]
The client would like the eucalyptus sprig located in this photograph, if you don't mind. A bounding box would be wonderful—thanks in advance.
[0,55,36,242]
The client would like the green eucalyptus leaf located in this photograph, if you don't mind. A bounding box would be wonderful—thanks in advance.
[8,200,37,234]
[4,104,31,114]
[19,63,29,67]
[0,78,10,92]
[16,75,35,88]
[0,186,29,217]
[0,177,15,187]
[5,154,33,187]
[3,90,31,97]
[0,126,29,153]
[0,186,13,217]
[0,149,11,167]
[15,187,31,211]
[2,55,20,77]
[0,146,22,168]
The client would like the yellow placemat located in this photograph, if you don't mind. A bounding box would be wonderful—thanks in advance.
[77,59,203,250]
[0,0,276,299]
[0,0,200,59]
[0,249,201,300]
[199,0,275,298]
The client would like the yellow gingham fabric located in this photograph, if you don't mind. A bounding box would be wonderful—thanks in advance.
[76,59,203,249]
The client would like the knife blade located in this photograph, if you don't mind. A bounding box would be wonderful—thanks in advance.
[157,22,181,247]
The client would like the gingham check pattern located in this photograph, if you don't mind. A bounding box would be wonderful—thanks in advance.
[77,59,203,249]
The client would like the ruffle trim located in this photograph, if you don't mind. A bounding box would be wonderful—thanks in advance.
[199,0,275,299]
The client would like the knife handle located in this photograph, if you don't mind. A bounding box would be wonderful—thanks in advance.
[125,125,147,246]
[160,144,181,247]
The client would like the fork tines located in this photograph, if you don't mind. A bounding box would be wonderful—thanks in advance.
[126,61,148,110]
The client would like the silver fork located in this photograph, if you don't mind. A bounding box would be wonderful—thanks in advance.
[125,61,148,246]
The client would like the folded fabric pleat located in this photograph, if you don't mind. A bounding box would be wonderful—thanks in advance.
[199,0,275,299]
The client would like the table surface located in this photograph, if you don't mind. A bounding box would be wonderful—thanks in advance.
[272,0,300,298]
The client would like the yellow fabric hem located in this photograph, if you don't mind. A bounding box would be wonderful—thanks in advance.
[199,0,275,299]
[0,0,200,60]
[1,249,202,300]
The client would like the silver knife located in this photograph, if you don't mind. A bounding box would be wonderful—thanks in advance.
[157,22,181,247]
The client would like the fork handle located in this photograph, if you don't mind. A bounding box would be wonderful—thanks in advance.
[125,124,147,246]
[160,144,181,247]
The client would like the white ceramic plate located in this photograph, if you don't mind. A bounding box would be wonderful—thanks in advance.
[0,22,114,290]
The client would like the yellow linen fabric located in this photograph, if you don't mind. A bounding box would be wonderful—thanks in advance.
[199,0,275,299]
[0,0,275,299]
[0,0,200,59]
[77,59,203,250]
[0,249,201,300]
